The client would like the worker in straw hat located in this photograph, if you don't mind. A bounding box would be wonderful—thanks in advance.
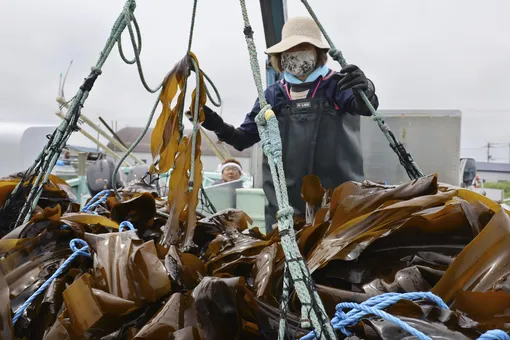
[200,16,379,232]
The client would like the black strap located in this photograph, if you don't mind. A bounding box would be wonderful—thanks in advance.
[307,99,324,174]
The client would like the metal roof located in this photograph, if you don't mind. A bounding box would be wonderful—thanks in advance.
[67,145,100,153]
[476,162,510,173]
[376,109,462,118]
[107,127,252,158]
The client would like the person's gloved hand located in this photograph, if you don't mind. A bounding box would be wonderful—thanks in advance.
[337,64,369,92]
[185,105,224,132]
[337,64,378,114]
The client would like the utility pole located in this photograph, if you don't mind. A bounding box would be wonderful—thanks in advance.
[487,142,492,163]
[96,117,100,153]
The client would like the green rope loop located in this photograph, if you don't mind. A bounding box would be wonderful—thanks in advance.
[117,15,142,65]
[112,93,161,200]
[201,68,222,107]
[122,10,162,93]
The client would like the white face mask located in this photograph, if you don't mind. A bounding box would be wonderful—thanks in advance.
[281,50,316,77]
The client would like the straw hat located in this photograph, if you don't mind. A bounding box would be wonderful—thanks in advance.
[265,16,330,54]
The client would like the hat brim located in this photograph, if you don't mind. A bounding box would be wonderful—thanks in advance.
[265,35,330,54]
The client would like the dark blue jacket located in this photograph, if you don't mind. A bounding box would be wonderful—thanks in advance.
[207,69,378,151]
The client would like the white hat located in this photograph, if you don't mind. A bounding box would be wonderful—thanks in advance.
[265,16,330,54]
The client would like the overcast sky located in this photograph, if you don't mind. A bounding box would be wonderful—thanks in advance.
[1,0,509,162]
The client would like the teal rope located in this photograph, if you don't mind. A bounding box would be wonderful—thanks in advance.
[189,58,201,193]
[13,0,138,226]
[121,9,162,93]
[177,0,199,141]
[112,93,161,199]
[300,0,423,180]
[201,69,222,107]
[111,0,221,200]
[238,1,336,339]
[117,14,142,65]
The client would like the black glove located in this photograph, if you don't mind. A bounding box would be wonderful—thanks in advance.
[185,105,224,132]
[337,64,369,92]
[337,65,378,114]
[185,105,236,141]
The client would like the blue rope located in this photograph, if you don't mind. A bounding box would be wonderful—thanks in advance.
[301,291,509,340]
[119,220,135,232]
[301,292,447,340]
[478,330,510,340]
[12,239,91,325]
[337,302,431,340]
[333,292,448,336]
[81,189,110,213]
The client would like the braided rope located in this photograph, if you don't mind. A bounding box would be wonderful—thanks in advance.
[189,58,201,193]
[478,330,510,340]
[81,189,110,213]
[121,9,162,93]
[238,1,336,339]
[302,291,509,340]
[177,0,200,140]
[111,0,222,199]
[13,0,138,226]
[119,220,135,232]
[12,239,91,325]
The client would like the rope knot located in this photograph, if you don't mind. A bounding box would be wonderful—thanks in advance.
[126,0,136,12]
[277,207,294,220]
[261,141,272,155]
[255,104,272,126]
[123,0,136,16]
[243,25,254,39]
[328,48,346,66]
[90,67,103,76]
[80,68,102,93]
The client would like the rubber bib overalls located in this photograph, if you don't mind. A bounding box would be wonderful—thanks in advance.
[262,79,364,232]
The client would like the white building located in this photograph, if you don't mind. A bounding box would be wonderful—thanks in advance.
[476,162,510,183]
[107,127,252,172]
[0,123,57,177]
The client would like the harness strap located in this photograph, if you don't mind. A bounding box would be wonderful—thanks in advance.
[308,99,324,174]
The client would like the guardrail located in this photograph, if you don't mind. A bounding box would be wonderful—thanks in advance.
[66,170,254,205]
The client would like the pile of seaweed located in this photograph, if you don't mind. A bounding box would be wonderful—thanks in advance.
[0,172,509,340]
